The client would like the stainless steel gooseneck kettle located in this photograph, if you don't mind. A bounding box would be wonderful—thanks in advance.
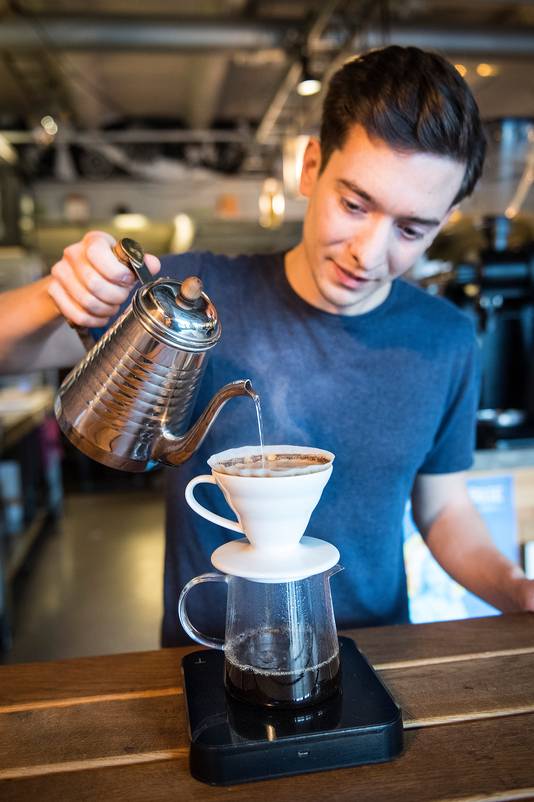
[55,237,256,472]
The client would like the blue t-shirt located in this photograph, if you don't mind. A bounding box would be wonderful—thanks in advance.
[151,251,479,646]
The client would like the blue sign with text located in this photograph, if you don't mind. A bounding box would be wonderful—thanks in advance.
[403,474,519,623]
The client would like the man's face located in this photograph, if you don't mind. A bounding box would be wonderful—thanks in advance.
[296,125,466,315]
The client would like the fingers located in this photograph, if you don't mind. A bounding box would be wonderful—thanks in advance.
[60,244,128,305]
[84,231,161,282]
[48,277,120,328]
[47,230,161,327]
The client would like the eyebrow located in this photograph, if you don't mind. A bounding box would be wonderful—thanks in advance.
[337,179,442,227]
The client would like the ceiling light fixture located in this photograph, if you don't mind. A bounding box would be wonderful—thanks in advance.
[259,178,285,229]
[113,213,148,231]
[283,134,309,197]
[0,133,17,164]
[476,63,499,78]
[41,115,58,136]
[171,213,195,252]
[297,56,321,97]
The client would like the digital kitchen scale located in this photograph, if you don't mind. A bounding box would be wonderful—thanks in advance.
[181,636,403,785]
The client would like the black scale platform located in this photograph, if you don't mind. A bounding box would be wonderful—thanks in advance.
[181,636,403,785]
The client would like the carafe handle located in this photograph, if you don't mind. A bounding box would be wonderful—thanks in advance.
[185,475,244,534]
[178,572,228,650]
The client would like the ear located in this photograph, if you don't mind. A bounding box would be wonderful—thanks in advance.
[299,137,322,198]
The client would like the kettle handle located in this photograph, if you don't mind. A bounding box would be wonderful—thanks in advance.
[185,475,244,534]
[69,237,151,352]
[113,238,153,284]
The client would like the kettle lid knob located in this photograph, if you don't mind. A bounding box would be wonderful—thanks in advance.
[180,276,203,303]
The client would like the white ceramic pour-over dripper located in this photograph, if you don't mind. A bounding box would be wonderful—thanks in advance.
[184,445,339,581]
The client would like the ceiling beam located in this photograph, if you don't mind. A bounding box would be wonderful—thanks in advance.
[0,18,293,51]
[0,17,532,56]
[364,24,534,55]
[0,129,268,144]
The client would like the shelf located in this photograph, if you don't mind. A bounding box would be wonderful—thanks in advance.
[0,387,55,453]
[4,507,50,584]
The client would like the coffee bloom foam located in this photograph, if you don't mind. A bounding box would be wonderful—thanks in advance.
[208,445,334,478]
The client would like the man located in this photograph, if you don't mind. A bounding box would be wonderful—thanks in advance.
[1,46,533,645]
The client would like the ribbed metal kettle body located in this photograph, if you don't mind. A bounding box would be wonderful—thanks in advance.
[55,305,208,472]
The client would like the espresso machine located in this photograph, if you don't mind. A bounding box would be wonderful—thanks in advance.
[442,214,534,448]
[428,118,534,449]
[179,446,403,785]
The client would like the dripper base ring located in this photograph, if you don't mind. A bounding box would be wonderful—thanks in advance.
[211,536,340,581]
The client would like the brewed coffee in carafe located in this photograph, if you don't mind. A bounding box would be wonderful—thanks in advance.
[223,570,342,708]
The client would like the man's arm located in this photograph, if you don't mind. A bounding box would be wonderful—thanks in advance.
[411,471,534,613]
[0,231,160,374]
[0,276,86,372]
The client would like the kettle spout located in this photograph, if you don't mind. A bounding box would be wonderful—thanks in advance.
[156,379,258,466]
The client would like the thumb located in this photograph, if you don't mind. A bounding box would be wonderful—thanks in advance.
[144,253,161,276]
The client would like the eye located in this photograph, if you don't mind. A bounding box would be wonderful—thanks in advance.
[397,223,425,241]
[341,197,365,214]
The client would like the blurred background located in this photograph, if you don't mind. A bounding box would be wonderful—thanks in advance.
[1,0,534,663]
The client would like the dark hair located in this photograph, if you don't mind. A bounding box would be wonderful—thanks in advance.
[320,46,486,205]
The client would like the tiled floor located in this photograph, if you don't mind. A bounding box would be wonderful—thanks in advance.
[4,490,165,664]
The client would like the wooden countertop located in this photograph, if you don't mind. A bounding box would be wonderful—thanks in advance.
[1,613,533,801]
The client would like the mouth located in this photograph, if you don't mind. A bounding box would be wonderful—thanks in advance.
[330,259,377,288]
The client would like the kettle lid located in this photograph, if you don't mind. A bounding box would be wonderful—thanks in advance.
[134,276,221,351]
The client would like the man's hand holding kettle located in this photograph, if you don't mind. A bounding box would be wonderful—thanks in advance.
[48,230,161,329]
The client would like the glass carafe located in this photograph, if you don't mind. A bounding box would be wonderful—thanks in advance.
[178,566,342,709]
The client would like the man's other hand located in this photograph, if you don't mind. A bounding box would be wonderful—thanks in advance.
[516,575,534,612]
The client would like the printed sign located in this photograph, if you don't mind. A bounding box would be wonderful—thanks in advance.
[403,475,519,623]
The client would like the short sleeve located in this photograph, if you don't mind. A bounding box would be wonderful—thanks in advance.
[418,331,481,475]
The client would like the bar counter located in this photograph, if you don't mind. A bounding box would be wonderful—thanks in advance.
[1,613,533,801]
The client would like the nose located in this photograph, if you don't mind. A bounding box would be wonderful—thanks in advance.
[348,215,390,274]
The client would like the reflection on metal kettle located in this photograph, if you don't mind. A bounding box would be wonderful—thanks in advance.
[55,237,257,471]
